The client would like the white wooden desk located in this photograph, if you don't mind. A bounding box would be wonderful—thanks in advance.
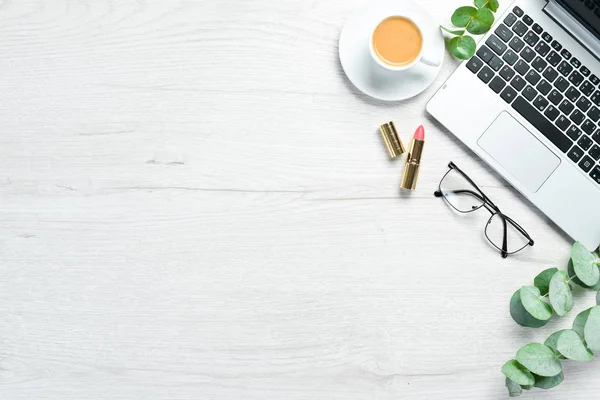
[1,0,598,398]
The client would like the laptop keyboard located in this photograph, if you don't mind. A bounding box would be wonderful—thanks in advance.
[465,6,600,186]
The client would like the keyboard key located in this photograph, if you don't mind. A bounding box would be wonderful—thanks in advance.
[502,49,519,65]
[478,66,494,83]
[559,99,575,114]
[561,49,572,60]
[568,146,585,162]
[513,6,524,17]
[523,14,533,25]
[486,35,508,55]
[523,85,538,101]
[467,56,484,73]
[542,32,553,43]
[504,13,517,27]
[533,95,549,112]
[580,81,595,96]
[556,115,571,131]
[593,129,600,144]
[544,105,560,121]
[511,75,527,91]
[531,56,547,73]
[566,87,581,102]
[543,66,559,82]
[566,125,582,140]
[534,41,551,57]
[512,96,573,152]
[590,165,600,184]
[582,119,596,135]
[509,37,526,52]
[499,65,516,81]
[515,60,530,75]
[579,155,595,172]
[590,74,599,86]
[489,76,506,93]
[551,40,562,51]
[587,106,600,122]
[571,109,586,125]
[532,23,543,34]
[521,47,536,62]
[570,57,581,68]
[554,77,569,92]
[589,144,600,160]
[512,21,528,37]
[580,66,591,77]
[569,71,584,86]
[578,135,593,150]
[495,24,514,42]
[501,86,518,103]
[577,97,592,112]
[537,79,552,95]
[592,90,600,106]
[488,55,503,71]
[548,89,563,105]
[524,31,539,47]
[477,46,494,63]
[526,70,541,85]
[557,61,573,76]
[546,51,561,67]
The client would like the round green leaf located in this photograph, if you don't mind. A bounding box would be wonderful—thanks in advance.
[557,329,594,361]
[567,259,600,289]
[516,343,562,377]
[475,0,500,12]
[549,271,574,316]
[520,286,552,321]
[501,359,535,386]
[505,377,522,397]
[451,6,477,27]
[584,306,600,351]
[544,329,568,358]
[448,36,476,60]
[510,289,550,328]
[467,8,495,35]
[533,371,564,390]
[573,308,592,338]
[441,26,465,36]
[534,268,559,295]
[571,241,600,286]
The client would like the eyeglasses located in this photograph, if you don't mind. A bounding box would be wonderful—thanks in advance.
[434,162,534,258]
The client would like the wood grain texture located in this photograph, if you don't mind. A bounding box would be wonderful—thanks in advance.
[0,0,597,398]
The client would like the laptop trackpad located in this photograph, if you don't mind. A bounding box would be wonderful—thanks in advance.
[477,112,560,193]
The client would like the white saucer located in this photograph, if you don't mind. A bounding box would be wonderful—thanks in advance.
[339,0,445,102]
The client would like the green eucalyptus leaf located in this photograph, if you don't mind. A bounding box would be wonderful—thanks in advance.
[556,329,594,361]
[451,6,477,27]
[467,8,495,35]
[533,371,564,389]
[534,267,559,295]
[520,286,552,321]
[505,377,523,397]
[501,359,535,386]
[573,308,592,337]
[544,330,568,359]
[510,289,550,328]
[571,241,600,286]
[441,26,466,36]
[448,35,476,60]
[584,306,600,351]
[567,259,600,289]
[549,270,574,316]
[516,343,562,377]
[475,0,500,12]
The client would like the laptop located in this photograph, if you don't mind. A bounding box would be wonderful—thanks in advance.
[427,0,600,251]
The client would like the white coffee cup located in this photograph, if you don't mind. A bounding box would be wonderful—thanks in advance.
[369,15,441,72]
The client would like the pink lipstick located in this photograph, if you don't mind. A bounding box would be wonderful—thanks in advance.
[400,125,425,190]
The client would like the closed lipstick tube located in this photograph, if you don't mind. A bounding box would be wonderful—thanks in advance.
[400,125,425,190]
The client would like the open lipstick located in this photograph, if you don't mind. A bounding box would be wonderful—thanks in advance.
[400,125,425,190]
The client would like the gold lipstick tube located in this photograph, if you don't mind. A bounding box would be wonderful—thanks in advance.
[400,138,424,190]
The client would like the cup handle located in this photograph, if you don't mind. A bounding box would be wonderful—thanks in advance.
[420,55,441,67]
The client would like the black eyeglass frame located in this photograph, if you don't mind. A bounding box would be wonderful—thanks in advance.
[434,161,534,258]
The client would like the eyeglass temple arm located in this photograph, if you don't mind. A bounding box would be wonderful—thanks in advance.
[434,189,498,214]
